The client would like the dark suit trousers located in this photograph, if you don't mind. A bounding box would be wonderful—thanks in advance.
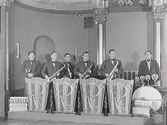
[46,82,56,111]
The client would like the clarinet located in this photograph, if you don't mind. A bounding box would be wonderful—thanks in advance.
[107,60,119,80]
[67,67,72,78]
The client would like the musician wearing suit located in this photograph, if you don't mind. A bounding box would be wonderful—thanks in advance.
[41,51,64,112]
[74,52,95,79]
[99,49,124,79]
[41,52,64,80]
[138,51,160,85]
[22,51,41,78]
[22,51,41,96]
[63,53,75,79]
[73,52,95,114]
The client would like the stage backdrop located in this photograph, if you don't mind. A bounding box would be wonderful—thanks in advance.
[8,3,153,92]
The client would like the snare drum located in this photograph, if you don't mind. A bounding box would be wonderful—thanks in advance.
[132,86,162,111]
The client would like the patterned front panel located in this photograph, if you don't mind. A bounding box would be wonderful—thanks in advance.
[108,79,134,115]
[53,78,78,113]
[80,78,106,113]
[25,77,49,111]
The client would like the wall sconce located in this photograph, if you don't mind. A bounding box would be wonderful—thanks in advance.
[16,43,20,58]
[74,47,78,59]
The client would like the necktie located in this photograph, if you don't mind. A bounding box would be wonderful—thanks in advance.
[52,61,56,67]
[146,60,150,70]
[30,61,33,65]
[111,59,115,64]
[67,62,70,67]
[84,61,87,67]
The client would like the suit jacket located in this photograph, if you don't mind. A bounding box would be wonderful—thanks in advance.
[41,61,64,78]
[62,62,75,78]
[138,59,160,79]
[99,58,123,77]
[22,60,41,78]
[74,60,95,78]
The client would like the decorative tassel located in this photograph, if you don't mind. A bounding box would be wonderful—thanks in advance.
[47,89,53,114]
[76,90,81,115]
[104,84,108,116]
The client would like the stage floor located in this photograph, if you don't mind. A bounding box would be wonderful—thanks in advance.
[6,110,165,125]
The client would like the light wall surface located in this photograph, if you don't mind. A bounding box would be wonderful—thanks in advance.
[106,12,153,71]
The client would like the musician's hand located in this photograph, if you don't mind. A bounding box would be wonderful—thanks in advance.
[79,73,83,78]
[114,68,118,72]
[69,72,72,77]
[45,75,50,81]
[56,72,60,76]
[28,73,33,78]
[105,73,109,77]
[85,74,90,79]
[88,70,91,73]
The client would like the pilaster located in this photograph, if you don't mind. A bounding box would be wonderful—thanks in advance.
[152,1,167,87]
[0,0,13,117]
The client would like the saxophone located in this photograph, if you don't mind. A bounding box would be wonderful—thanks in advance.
[49,61,65,82]
[106,60,119,81]
[82,62,93,79]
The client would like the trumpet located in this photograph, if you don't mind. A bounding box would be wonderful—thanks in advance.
[49,61,65,82]
[106,60,119,81]
[81,61,93,79]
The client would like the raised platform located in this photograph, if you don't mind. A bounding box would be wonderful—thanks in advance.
[8,111,163,125]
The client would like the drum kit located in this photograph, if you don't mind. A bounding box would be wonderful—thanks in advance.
[132,74,163,117]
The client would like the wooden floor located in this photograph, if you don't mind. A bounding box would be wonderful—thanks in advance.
[0,108,166,125]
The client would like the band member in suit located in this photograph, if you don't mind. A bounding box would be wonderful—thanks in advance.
[22,51,41,96]
[22,51,41,78]
[74,52,96,79]
[99,49,123,115]
[41,51,64,80]
[63,53,75,79]
[99,49,123,79]
[74,52,95,114]
[41,51,64,112]
[138,51,160,85]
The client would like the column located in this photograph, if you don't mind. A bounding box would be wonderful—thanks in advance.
[152,1,167,87]
[0,0,13,117]
[94,7,108,66]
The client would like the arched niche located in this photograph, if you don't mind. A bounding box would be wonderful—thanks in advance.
[33,35,55,65]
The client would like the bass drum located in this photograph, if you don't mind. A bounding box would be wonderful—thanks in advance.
[132,86,162,111]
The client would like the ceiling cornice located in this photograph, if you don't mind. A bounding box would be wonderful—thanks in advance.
[13,0,151,15]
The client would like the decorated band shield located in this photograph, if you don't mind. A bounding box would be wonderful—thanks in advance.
[80,78,106,113]
[53,78,78,113]
[107,78,134,115]
[25,77,49,111]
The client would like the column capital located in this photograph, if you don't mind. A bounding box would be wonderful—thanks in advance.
[152,4,167,19]
[0,0,14,7]
[94,8,109,24]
